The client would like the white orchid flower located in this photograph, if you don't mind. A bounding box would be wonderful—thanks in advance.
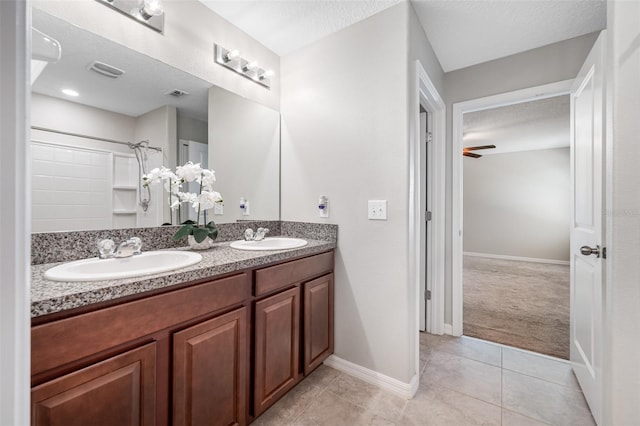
[164,176,182,194]
[198,191,223,211]
[176,161,203,182]
[143,166,178,187]
[178,192,199,205]
[199,169,217,191]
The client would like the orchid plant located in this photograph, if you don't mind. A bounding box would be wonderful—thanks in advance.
[143,162,223,243]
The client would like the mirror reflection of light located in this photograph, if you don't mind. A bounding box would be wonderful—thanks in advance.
[61,88,79,97]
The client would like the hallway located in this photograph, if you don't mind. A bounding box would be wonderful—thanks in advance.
[255,334,593,425]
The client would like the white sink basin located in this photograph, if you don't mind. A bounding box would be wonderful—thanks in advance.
[44,251,202,282]
[229,237,308,251]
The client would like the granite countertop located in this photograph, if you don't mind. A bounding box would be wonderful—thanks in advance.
[32,239,335,318]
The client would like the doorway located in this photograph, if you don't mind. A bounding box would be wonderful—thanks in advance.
[410,60,445,382]
[451,80,575,340]
[460,95,571,358]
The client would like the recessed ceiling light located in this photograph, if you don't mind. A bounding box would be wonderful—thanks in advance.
[61,88,79,97]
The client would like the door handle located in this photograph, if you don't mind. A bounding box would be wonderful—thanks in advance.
[580,245,601,258]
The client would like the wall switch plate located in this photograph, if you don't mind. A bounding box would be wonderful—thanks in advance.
[214,203,224,215]
[368,200,387,220]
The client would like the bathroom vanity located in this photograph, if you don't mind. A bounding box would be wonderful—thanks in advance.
[30,241,335,426]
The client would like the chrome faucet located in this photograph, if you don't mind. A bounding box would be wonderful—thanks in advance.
[244,227,269,241]
[98,237,142,259]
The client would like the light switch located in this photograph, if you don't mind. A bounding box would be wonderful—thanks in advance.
[368,200,387,220]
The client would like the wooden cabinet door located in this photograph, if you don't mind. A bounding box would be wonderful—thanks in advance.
[254,287,300,416]
[303,274,334,374]
[173,307,247,426]
[31,342,156,426]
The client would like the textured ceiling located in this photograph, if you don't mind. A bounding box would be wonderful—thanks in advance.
[199,0,402,55]
[200,0,606,71]
[32,9,210,122]
[463,95,570,156]
[412,0,606,71]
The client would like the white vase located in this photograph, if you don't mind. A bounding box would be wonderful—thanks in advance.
[187,235,215,250]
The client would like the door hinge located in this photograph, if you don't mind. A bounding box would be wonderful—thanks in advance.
[426,211,432,221]
[427,132,433,143]
[426,290,432,300]
[602,246,607,259]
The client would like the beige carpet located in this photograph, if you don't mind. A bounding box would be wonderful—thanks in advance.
[463,255,570,359]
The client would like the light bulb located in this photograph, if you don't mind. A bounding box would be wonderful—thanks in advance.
[225,49,240,62]
[143,0,163,16]
[259,69,274,80]
[242,61,258,72]
[132,0,163,21]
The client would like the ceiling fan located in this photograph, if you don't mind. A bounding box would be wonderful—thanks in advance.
[462,144,496,158]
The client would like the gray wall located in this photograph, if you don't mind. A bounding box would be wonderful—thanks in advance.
[281,2,443,384]
[443,32,599,325]
[177,115,208,145]
[463,148,570,262]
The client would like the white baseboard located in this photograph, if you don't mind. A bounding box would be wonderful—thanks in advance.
[463,251,569,266]
[443,324,453,335]
[323,355,418,399]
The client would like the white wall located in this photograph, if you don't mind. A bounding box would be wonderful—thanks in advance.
[32,0,280,111]
[209,86,280,223]
[443,33,598,324]
[32,93,136,148]
[134,105,176,225]
[31,94,168,230]
[463,148,570,262]
[604,1,640,424]
[281,2,443,384]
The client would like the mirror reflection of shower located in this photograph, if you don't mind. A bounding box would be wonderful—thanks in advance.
[127,140,161,212]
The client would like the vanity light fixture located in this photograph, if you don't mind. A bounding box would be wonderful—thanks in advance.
[94,0,165,34]
[214,44,273,89]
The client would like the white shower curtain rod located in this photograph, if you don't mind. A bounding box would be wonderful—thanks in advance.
[31,126,163,152]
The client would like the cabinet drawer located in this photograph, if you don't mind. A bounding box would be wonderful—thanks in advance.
[32,342,157,426]
[32,273,248,378]
[254,252,333,297]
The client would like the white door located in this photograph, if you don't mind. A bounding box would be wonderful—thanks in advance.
[179,140,208,222]
[570,31,605,425]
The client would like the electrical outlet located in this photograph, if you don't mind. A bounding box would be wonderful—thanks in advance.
[368,200,387,220]
[214,203,224,215]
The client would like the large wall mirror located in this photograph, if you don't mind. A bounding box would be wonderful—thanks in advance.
[30,8,280,233]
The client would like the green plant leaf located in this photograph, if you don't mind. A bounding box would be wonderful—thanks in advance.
[181,219,196,225]
[207,228,219,240]
[173,224,193,241]
[193,227,209,243]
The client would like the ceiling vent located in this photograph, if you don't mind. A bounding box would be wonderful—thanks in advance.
[165,89,190,98]
[87,61,125,78]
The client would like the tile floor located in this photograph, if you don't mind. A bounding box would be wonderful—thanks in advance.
[254,334,595,426]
